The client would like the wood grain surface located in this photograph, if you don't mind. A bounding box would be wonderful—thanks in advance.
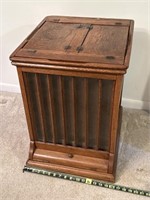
[10,16,134,182]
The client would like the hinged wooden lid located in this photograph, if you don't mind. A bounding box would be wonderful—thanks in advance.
[10,16,134,71]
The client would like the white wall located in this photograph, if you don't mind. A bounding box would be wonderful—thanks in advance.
[1,0,150,110]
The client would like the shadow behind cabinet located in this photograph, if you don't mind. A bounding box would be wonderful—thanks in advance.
[10,16,134,182]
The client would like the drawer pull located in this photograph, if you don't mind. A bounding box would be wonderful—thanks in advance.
[106,56,115,60]
[68,153,74,158]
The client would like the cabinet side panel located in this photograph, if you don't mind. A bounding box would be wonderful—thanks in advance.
[17,68,34,141]
[23,72,44,141]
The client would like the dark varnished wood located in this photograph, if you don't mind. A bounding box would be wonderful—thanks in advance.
[58,76,66,145]
[28,141,35,160]
[108,106,123,174]
[71,78,76,146]
[109,76,123,153]
[84,78,88,148]
[95,80,102,150]
[45,16,131,26]
[35,74,46,142]
[10,16,134,182]
[35,142,109,159]
[17,68,35,141]
[27,159,115,182]
[46,75,56,143]
[33,148,108,172]
[10,16,134,70]
[15,21,128,64]
[13,62,127,75]
[19,66,117,79]
[11,58,127,71]
[124,20,134,66]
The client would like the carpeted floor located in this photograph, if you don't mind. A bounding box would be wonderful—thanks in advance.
[0,91,150,200]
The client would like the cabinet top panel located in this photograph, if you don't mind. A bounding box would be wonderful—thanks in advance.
[10,16,134,71]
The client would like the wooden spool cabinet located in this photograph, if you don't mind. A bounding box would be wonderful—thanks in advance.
[10,16,134,182]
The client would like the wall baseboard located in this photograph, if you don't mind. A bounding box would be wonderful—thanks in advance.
[0,83,20,93]
[122,98,150,111]
[0,82,149,111]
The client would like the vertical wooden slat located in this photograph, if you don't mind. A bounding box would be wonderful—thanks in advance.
[35,74,46,142]
[95,80,102,150]
[108,81,116,151]
[17,68,34,141]
[84,78,88,148]
[108,75,123,174]
[58,76,66,145]
[71,77,76,146]
[47,75,56,143]
[99,80,115,151]
[109,76,123,153]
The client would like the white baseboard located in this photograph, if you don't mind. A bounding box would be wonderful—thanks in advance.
[122,98,150,111]
[0,83,20,93]
[0,82,149,111]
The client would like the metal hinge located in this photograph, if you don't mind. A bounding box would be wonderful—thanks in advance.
[76,24,93,30]
[86,24,93,30]
[64,45,71,51]
[76,24,84,29]
[76,46,83,53]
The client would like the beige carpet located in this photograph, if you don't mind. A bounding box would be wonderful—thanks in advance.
[0,91,150,200]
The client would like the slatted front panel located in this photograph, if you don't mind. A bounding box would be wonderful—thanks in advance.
[23,72,114,151]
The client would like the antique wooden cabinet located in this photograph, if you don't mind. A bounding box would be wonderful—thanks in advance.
[10,16,134,182]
